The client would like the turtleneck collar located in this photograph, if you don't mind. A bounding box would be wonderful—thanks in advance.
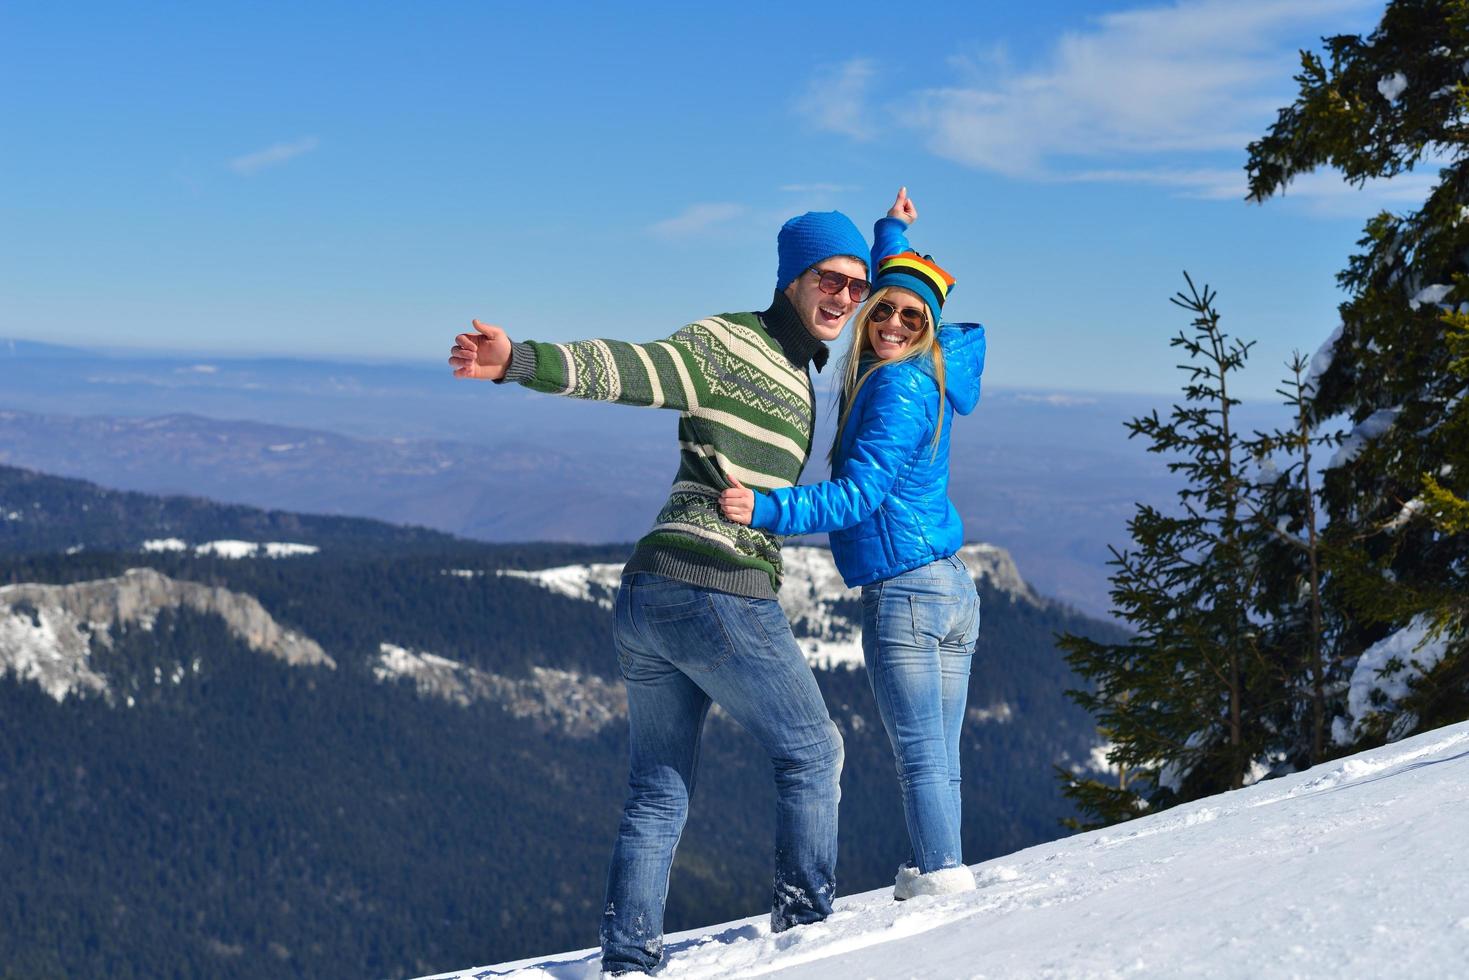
[760,289,830,373]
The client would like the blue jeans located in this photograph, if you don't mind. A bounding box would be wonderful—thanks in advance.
[601,573,844,975]
[861,555,980,875]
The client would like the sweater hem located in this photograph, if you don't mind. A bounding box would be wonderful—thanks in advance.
[623,541,778,600]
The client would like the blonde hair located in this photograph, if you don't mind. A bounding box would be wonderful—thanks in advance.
[828,286,947,466]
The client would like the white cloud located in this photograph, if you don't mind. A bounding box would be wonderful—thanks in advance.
[1064,162,1446,213]
[229,136,321,176]
[647,203,749,239]
[794,59,876,141]
[802,0,1383,204]
[1265,166,1447,215]
[908,0,1376,176]
[1062,167,1246,198]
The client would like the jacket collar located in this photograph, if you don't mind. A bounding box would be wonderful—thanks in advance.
[760,290,829,373]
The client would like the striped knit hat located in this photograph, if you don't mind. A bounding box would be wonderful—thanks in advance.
[873,251,956,327]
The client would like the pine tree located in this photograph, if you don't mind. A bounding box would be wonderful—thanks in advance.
[1250,353,1345,767]
[1246,0,1469,748]
[1059,276,1274,826]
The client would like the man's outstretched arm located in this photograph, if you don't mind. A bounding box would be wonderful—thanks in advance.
[450,318,705,411]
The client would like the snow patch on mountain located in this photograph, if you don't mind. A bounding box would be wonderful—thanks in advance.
[0,567,333,701]
[497,563,620,610]
[195,540,320,558]
[140,538,319,558]
[499,544,1040,671]
[967,701,1014,724]
[420,720,1469,979]
[374,642,625,737]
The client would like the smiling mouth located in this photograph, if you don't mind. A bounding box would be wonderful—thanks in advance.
[878,331,907,345]
[818,305,845,321]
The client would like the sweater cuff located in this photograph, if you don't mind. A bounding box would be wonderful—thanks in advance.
[497,341,539,385]
[751,490,779,531]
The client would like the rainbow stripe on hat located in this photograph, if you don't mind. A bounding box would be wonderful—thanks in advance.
[873,251,956,326]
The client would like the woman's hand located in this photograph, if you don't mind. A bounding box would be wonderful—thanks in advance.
[449,320,513,381]
[719,474,755,526]
[887,186,918,225]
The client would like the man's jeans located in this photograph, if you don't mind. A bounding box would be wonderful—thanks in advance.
[860,555,980,875]
[601,573,844,975]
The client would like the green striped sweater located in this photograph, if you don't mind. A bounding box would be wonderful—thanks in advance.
[502,292,826,598]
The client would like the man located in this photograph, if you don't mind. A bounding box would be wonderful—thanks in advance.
[449,211,871,976]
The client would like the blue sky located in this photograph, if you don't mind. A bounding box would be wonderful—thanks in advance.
[0,0,1433,396]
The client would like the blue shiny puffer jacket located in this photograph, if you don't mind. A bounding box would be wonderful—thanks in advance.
[750,320,986,587]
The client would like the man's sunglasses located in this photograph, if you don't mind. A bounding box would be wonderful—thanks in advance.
[870,301,928,332]
[812,268,871,303]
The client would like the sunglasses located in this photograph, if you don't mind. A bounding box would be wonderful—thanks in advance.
[812,268,871,303]
[870,301,928,332]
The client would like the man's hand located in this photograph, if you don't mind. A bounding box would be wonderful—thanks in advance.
[719,474,755,526]
[887,186,918,225]
[449,320,513,381]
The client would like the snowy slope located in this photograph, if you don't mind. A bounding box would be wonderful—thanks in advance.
[418,720,1469,979]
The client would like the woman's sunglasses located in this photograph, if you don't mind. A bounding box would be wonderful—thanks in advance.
[870,301,928,332]
[812,268,871,303]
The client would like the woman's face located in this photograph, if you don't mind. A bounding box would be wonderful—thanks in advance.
[866,288,929,361]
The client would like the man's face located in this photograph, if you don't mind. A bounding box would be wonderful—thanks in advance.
[783,255,868,342]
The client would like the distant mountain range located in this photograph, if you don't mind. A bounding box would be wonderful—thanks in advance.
[0,464,1126,979]
[1,337,1295,617]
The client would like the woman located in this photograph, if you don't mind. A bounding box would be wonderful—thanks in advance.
[720,187,986,899]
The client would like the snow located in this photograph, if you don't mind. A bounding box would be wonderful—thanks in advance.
[1384,497,1425,530]
[184,540,320,558]
[1303,323,1342,394]
[373,642,625,734]
[0,568,333,700]
[416,721,1469,979]
[967,701,1014,725]
[1338,615,1454,745]
[1327,407,1400,469]
[498,563,622,610]
[141,538,188,552]
[1086,741,1118,776]
[1377,71,1408,102]
[0,598,109,701]
[262,542,319,557]
[1409,283,1454,311]
[195,540,260,558]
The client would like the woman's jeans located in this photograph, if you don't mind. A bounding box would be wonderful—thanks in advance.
[861,554,980,875]
[601,573,844,975]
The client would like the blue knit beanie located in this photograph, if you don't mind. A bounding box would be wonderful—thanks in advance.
[776,211,870,291]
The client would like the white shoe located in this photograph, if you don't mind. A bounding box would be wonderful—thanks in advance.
[893,863,977,901]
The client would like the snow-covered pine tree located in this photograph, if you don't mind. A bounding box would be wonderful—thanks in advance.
[1246,0,1468,748]
[1059,276,1276,826]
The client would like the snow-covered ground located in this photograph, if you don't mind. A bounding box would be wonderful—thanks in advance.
[417,720,1469,979]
